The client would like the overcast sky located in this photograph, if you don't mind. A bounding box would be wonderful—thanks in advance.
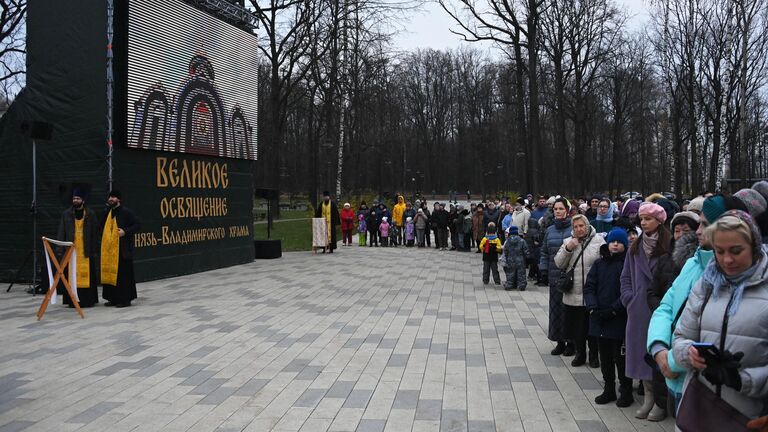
[393,0,650,52]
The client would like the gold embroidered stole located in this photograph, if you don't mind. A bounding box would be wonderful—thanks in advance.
[100,210,119,285]
[322,201,332,242]
[74,214,90,287]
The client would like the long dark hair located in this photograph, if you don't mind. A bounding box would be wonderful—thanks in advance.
[630,222,672,257]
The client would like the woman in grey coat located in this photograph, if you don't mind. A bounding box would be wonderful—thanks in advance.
[673,210,768,420]
[540,198,573,355]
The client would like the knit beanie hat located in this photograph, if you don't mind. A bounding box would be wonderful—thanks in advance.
[605,227,629,249]
[546,196,556,206]
[752,181,768,203]
[734,188,767,217]
[638,202,667,224]
[701,195,727,223]
[670,211,700,230]
[688,196,705,213]
[509,225,519,235]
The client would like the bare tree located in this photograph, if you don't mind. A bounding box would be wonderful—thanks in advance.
[438,0,545,194]
[249,0,326,189]
[0,0,26,105]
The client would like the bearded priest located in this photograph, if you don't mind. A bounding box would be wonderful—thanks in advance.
[56,187,100,307]
[101,190,140,308]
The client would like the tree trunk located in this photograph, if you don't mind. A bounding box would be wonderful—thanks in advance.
[527,1,541,195]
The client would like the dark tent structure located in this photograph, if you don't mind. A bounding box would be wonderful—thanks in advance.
[1,0,258,283]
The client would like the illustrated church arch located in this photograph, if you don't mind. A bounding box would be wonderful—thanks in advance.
[131,83,172,151]
[229,105,252,160]
[174,54,227,156]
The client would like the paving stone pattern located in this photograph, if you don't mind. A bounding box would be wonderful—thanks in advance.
[0,245,675,431]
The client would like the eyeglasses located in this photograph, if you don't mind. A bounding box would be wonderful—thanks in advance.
[598,205,609,209]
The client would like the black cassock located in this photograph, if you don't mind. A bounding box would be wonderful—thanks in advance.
[102,205,141,305]
[57,206,101,307]
[314,200,341,251]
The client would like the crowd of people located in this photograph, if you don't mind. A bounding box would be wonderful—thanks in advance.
[320,183,768,427]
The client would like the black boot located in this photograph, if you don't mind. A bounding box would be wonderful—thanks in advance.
[595,384,617,405]
[571,351,586,366]
[562,342,575,357]
[589,351,600,369]
[617,385,634,407]
[550,341,566,356]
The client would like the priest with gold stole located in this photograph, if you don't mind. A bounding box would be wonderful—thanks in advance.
[101,190,140,308]
[57,188,100,307]
[314,191,341,253]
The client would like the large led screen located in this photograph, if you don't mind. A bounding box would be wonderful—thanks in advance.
[127,0,258,160]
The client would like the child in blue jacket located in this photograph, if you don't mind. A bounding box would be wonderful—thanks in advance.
[583,228,633,408]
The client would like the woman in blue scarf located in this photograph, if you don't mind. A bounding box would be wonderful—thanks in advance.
[672,210,768,421]
[591,198,615,234]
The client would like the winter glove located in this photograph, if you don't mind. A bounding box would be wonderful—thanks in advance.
[702,350,744,391]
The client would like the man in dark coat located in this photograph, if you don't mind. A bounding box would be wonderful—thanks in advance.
[57,188,100,307]
[433,203,450,250]
[314,191,341,253]
[484,202,500,232]
[102,190,140,307]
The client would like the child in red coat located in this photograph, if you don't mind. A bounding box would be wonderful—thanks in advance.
[340,203,356,246]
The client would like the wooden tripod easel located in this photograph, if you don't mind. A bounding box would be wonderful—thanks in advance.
[36,237,84,320]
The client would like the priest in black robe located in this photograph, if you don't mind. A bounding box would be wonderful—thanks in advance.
[314,191,340,253]
[57,188,100,307]
[101,190,140,307]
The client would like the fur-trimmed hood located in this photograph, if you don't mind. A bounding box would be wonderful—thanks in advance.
[672,232,699,270]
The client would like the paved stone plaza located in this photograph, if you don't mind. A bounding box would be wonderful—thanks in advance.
[0,246,675,431]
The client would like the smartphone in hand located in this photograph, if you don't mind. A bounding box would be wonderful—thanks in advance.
[692,342,721,363]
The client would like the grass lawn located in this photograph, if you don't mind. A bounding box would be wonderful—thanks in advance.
[254,219,342,252]
[253,208,313,222]
[278,209,314,219]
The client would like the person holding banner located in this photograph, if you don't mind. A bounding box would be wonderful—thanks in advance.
[101,190,140,307]
[57,188,100,307]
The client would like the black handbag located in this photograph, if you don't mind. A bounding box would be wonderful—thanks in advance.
[676,289,751,432]
[555,236,592,294]
[555,268,575,293]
